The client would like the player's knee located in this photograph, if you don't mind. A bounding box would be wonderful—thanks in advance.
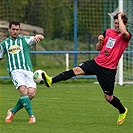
[72,67,84,75]
[28,93,36,100]
[104,93,113,102]
[18,85,28,95]
[28,90,36,100]
[27,87,36,100]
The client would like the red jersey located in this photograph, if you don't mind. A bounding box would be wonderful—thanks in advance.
[94,29,131,69]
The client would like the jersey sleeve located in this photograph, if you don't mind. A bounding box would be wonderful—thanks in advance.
[25,36,36,46]
[103,30,106,37]
[0,44,5,59]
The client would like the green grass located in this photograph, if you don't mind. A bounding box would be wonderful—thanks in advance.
[0,79,132,133]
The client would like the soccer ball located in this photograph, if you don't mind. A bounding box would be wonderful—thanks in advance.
[33,70,45,84]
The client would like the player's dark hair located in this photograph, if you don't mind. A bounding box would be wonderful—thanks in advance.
[114,13,128,25]
[9,20,20,28]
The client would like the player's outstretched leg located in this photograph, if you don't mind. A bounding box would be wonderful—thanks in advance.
[117,107,128,124]
[5,108,14,122]
[42,71,52,87]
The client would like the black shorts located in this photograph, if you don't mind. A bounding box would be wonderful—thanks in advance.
[78,59,116,95]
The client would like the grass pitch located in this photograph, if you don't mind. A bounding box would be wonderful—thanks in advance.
[0,79,132,133]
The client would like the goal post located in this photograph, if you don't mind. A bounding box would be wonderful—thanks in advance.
[118,0,123,86]
[108,0,123,85]
[119,0,133,85]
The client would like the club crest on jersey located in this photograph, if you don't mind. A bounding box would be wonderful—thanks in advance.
[106,38,116,48]
[8,45,21,54]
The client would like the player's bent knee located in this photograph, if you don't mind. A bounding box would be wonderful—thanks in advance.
[27,87,36,100]
[72,67,84,75]
[104,94,113,102]
[28,93,36,100]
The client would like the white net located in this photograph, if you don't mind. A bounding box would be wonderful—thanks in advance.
[123,0,133,83]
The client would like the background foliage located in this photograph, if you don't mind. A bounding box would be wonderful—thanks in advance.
[0,0,118,42]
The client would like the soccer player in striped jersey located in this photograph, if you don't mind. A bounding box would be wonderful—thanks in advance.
[42,12,131,125]
[0,20,44,123]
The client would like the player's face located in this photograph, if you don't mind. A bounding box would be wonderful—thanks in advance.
[8,24,20,38]
[114,19,120,32]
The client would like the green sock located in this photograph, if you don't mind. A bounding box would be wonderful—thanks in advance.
[20,95,34,116]
[11,99,23,114]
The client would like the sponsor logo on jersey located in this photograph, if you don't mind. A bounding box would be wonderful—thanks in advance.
[8,45,21,54]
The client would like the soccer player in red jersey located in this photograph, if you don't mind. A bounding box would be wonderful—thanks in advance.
[42,12,131,124]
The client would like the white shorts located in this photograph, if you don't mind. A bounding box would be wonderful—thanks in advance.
[10,69,36,89]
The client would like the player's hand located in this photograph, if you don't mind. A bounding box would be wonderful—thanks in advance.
[96,35,104,51]
[34,34,44,43]
[118,12,124,18]
[98,35,104,44]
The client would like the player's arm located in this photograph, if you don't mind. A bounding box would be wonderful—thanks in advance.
[34,34,44,43]
[0,45,4,60]
[118,12,129,39]
[96,34,104,51]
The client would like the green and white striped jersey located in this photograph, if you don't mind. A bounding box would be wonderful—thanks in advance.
[0,35,36,73]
